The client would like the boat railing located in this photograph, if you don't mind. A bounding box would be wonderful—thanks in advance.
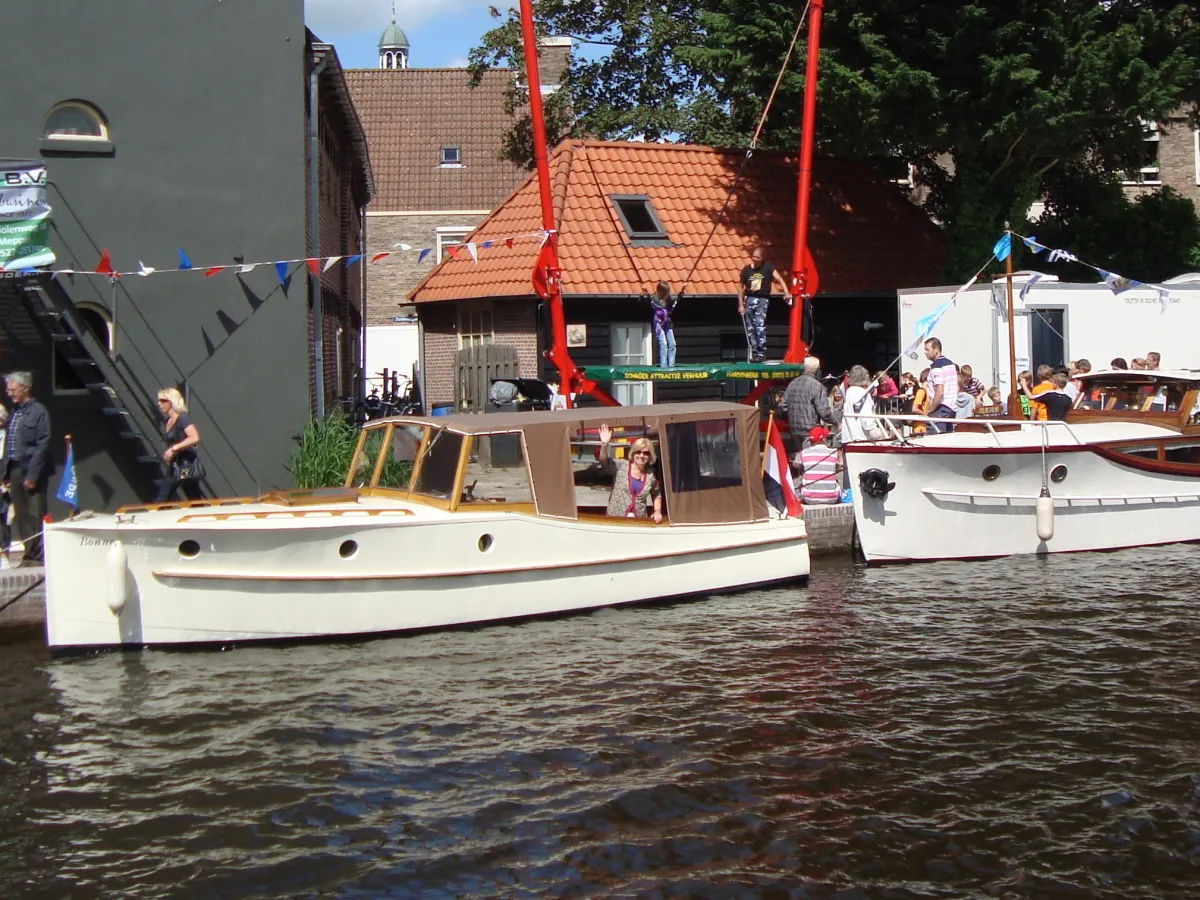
[842,411,1086,447]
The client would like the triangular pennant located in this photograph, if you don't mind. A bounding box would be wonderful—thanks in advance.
[275,261,290,285]
[480,240,493,250]
[305,258,320,276]
[95,250,114,275]
[466,242,478,264]
[322,257,341,273]
[505,238,514,249]
[177,247,193,270]
[239,263,258,274]
[137,262,156,277]
[370,252,389,263]
[203,266,224,277]
[418,248,431,263]
[343,255,363,267]
[391,243,412,251]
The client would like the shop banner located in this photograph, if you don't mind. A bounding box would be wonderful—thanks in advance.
[0,161,55,271]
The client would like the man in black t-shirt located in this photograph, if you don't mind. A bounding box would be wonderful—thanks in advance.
[737,247,791,362]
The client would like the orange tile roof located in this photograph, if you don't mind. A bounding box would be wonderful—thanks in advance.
[408,140,946,303]
[345,69,527,211]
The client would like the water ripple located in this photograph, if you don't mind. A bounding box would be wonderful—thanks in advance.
[2,547,1200,897]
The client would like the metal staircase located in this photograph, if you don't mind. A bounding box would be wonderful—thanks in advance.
[7,275,164,478]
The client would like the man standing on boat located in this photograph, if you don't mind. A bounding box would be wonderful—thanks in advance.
[737,247,791,363]
[922,337,958,433]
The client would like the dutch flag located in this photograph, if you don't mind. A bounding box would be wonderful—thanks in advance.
[763,419,801,518]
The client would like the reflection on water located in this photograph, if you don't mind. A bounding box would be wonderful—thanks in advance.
[3,549,1200,897]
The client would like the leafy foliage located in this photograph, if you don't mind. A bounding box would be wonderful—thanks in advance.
[471,0,1200,276]
[289,414,360,489]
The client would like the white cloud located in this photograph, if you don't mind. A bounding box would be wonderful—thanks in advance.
[304,0,493,36]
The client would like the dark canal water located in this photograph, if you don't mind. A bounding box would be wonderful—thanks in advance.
[3,549,1200,898]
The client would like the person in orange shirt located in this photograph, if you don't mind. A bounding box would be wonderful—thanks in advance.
[1028,365,1055,421]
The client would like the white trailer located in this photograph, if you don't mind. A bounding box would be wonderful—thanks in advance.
[897,274,1200,392]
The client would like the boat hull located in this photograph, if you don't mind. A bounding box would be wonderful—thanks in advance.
[844,441,1200,562]
[44,503,808,651]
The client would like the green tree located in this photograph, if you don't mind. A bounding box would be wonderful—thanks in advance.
[472,0,1199,279]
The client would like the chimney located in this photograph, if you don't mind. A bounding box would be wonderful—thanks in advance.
[537,36,572,94]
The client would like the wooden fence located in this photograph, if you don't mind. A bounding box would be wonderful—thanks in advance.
[455,343,519,413]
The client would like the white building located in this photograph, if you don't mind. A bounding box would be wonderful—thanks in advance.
[898,273,1200,390]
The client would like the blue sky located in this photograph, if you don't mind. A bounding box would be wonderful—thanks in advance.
[305,0,504,69]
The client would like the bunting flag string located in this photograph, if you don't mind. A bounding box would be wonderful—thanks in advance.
[15,229,553,282]
[1009,230,1169,307]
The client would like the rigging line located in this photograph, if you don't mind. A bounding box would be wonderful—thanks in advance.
[581,146,650,293]
[678,2,811,295]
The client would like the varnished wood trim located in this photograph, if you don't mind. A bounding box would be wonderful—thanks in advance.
[177,508,413,523]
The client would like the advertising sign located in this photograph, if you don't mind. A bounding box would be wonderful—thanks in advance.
[0,161,55,271]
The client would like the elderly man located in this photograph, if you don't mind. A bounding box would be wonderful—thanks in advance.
[781,356,841,457]
[4,372,51,566]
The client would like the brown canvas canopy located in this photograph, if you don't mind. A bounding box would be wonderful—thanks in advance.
[368,403,769,525]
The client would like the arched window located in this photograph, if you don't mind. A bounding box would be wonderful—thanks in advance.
[76,302,114,352]
[43,101,108,141]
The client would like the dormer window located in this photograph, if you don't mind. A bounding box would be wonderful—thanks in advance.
[43,101,108,141]
[439,146,462,167]
[610,194,670,246]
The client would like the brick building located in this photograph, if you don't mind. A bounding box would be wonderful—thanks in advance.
[345,30,571,402]
[1121,111,1200,213]
[409,140,948,408]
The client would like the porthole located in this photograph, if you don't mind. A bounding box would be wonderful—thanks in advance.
[478,534,494,553]
[982,465,1001,482]
[339,540,358,559]
[1050,465,1068,484]
[178,540,200,558]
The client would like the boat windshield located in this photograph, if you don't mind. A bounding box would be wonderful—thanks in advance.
[1074,379,1192,414]
[412,428,464,499]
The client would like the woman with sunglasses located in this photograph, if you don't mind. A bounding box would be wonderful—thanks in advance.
[597,424,663,523]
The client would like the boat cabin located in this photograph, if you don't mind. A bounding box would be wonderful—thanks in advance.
[1071,370,1200,429]
[344,402,770,525]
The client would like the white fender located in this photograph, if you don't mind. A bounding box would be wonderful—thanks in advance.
[106,543,128,615]
[1036,494,1055,542]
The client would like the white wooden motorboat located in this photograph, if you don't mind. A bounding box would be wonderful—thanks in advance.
[44,402,808,651]
[843,370,1200,562]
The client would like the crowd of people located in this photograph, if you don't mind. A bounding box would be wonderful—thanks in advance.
[778,339,1166,506]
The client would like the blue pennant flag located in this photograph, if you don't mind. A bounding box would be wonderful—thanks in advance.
[1022,235,1044,254]
[418,248,431,264]
[904,301,952,358]
[56,445,78,508]
[343,254,363,267]
[274,261,289,285]
[177,247,193,270]
[992,233,1012,262]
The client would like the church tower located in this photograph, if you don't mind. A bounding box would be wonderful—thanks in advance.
[378,3,410,70]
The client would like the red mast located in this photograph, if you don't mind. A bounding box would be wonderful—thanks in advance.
[518,0,614,407]
[784,0,824,363]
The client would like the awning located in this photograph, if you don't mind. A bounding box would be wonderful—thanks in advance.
[582,363,805,383]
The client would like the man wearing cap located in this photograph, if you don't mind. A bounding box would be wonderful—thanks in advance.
[781,356,841,460]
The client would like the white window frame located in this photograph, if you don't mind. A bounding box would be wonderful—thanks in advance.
[1194,127,1199,186]
[43,100,109,142]
[457,301,494,349]
[439,146,462,168]
[1122,120,1161,186]
[610,321,654,405]
[435,226,473,262]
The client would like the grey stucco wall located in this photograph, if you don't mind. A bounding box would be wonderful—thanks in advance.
[0,0,312,509]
